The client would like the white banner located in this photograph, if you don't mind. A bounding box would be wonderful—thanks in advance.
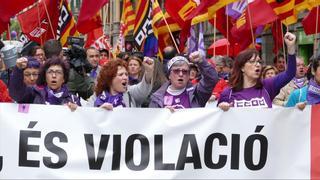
[0,103,317,179]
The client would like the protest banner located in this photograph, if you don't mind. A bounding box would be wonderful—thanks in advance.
[0,103,319,179]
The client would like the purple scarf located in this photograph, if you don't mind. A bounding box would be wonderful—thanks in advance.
[307,78,320,105]
[45,85,69,105]
[90,68,98,79]
[129,76,140,85]
[293,77,307,89]
[94,91,126,107]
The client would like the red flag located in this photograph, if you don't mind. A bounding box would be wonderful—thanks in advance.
[164,0,196,28]
[84,27,104,48]
[231,0,277,50]
[164,0,196,52]
[209,8,236,45]
[271,19,284,54]
[230,15,253,50]
[17,0,60,45]
[302,6,320,35]
[85,27,110,51]
[0,0,36,34]
[77,0,109,34]
[245,0,277,29]
[0,21,6,35]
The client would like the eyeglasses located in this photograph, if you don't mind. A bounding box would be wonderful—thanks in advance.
[24,73,39,77]
[46,69,64,76]
[35,53,44,57]
[247,59,263,65]
[171,69,190,75]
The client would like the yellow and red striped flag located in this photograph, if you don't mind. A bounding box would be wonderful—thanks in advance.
[155,12,181,35]
[151,0,163,37]
[190,0,238,25]
[266,0,295,25]
[285,0,320,25]
[121,0,136,37]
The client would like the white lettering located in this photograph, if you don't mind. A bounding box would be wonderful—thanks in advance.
[234,98,268,108]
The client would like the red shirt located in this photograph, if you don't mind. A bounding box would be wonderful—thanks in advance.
[0,80,12,102]
[212,79,229,100]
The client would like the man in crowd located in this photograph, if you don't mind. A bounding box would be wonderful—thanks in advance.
[273,56,308,106]
[86,47,100,79]
[273,54,286,73]
[162,46,177,75]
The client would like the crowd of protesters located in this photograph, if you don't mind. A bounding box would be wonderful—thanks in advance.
[0,32,319,112]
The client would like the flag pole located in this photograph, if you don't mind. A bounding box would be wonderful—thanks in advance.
[213,14,216,57]
[103,2,107,35]
[36,2,44,45]
[7,24,11,41]
[160,13,180,54]
[246,0,255,49]
[281,23,286,59]
[106,0,111,60]
[109,0,114,60]
[226,5,230,57]
[43,0,56,39]
[314,6,319,56]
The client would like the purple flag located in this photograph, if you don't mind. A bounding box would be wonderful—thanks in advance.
[226,0,247,20]
[188,25,198,54]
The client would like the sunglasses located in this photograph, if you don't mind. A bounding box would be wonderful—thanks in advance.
[171,69,190,75]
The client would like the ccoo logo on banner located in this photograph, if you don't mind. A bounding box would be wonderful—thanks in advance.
[0,103,319,179]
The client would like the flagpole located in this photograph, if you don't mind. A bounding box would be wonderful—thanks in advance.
[103,3,107,35]
[103,1,111,59]
[314,6,319,56]
[7,24,11,41]
[213,14,216,57]
[226,5,229,56]
[36,2,43,45]
[43,0,56,40]
[109,0,113,60]
[160,13,180,54]
[246,0,255,49]
[281,23,286,59]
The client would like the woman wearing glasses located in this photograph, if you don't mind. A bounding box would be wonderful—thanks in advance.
[10,57,40,88]
[218,32,297,111]
[9,57,80,110]
[10,57,40,102]
[149,51,218,109]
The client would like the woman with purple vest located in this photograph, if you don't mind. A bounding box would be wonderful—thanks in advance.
[218,32,297,111]
[9,57,80,111]
[149,51,218,109]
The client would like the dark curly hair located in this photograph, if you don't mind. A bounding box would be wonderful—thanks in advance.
[95,60,128,95]
[37,57,70,86]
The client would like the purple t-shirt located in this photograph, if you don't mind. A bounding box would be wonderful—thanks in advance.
[218,54,296,108]
[164,90,191,109]
[219,84,272,108]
